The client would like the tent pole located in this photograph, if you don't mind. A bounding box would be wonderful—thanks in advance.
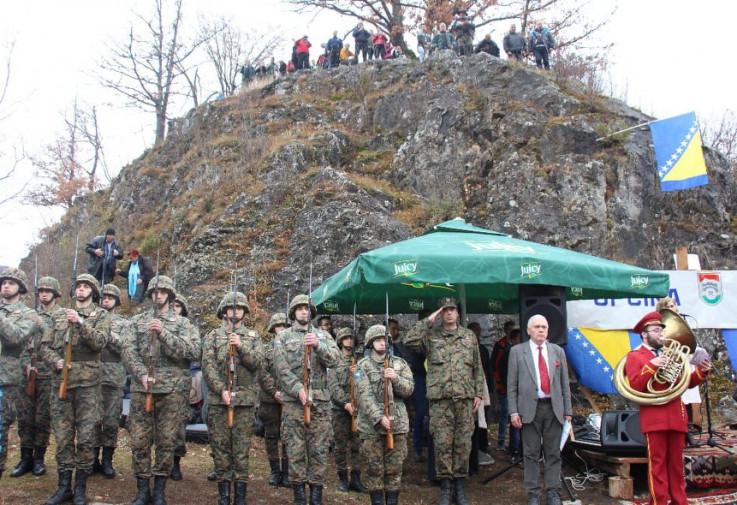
[459,283,468,326]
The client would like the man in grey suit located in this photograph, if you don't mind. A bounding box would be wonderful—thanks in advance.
[508,315,572,505]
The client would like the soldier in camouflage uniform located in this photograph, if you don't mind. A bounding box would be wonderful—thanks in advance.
[257,312,290,488]
[122,275,199,505]
[202,291,263,505]
[95,284,128,479]
[356,325,414,505]
[0,268,41,479]
[39,273,111,505]
[327,328,366,493]
[274,294,341,505]
[403,298,484,505]
[12,276,57,478]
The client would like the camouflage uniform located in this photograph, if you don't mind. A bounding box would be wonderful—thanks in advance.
[121,275,199,504]
[356,325,413,503]
[273,294,341,504]
[202,291,263,504]
[0,268,41,476]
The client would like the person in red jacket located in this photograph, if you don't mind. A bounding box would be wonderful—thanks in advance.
[294,36,311,70]
[624,311,711,505]
[372,32,388,60]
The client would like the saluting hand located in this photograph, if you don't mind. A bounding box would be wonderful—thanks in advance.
[426,308,443,326]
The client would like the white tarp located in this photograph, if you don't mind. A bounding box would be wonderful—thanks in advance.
[567,270,737,329]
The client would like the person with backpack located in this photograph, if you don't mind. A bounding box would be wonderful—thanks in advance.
[432,23,456,53]
[372,32,388,60]
[528,21,555,70]
[503,24,526,61]
[475,34,500,57]
[326,31,343,68]
[450,10,475,56]
[352,23,371,63]
[294,36,311,70]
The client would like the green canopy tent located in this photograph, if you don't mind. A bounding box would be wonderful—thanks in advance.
[311,218,669,315]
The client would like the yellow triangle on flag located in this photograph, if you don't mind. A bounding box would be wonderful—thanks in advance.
[578,328,632,367]
[663,132,707,182]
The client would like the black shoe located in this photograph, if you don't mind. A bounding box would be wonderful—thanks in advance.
[293,483,307,505]
[152,476,168,505]
[131,477,151,505]
[546,489,562,505]
[207,470,218,482]
[92,447,102,474]
[10,447,33,478]
[101,447,116,479]
[45,470,73,505]
[217,480,231,505]
[169,456,183,481]
[309,484,323,505]
[32,446,47,476]
[268,459,282,486]
[386,490,400,505]
[234,481,247,505]
[73,470,89,505]
[438,479,452,505]
[369,490,384,505]
[337,470,349,492]
[280,457,291,487]
[453,478,470,505]
[349,469,368,493]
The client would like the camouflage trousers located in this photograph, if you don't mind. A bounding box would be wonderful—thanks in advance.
[360,433,407,492]
[97,385,122,448]
[174,394,189,458]
[429,398,474,479]
[17,378,51,449]
[258,401,284,460]
[208,404,256,482]
[281,400,332,484]
[128,390,187,478]
[332,409,360,472]
[50,384,102,472]
[0,386,19,471]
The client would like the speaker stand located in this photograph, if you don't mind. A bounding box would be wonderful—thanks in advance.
[695,377,732,454]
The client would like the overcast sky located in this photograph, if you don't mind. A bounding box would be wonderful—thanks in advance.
[0,0,735,267]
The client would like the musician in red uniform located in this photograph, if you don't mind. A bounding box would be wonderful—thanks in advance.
[624,311,711,505]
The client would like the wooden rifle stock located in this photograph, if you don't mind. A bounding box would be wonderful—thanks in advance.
[227,342,236,428]
[303,345,312,425]
[25,369,37,397]
[384,355,394,449]
[58,329,72,400]
[145,330,156,413]
[350,356,357,433]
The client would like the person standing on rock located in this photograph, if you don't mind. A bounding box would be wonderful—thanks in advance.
[122,275,199,505]
[528,21,555,70]
[431,23,456,53]
[85,228,124,285]
[202,291,263,505]
[0,268,41,479]
[12,276,58,478]
[274,294,341,505]
[403,297,484,505]
[352,23,371,63]
[328,328,366,493]
[295,36,312,70]
[356,325,414,505]
[39,273,110,505]
[116,249,154,304]
[503,24,526,61]
[258,312,291,488]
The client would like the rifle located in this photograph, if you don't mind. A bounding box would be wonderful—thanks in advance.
[27,256,40,397]
[384,292,394,449]
[303,263,313,425]
[59,233,80,400]
[350,301,357,432]
[144,248,161,413]
[226,269,237,428]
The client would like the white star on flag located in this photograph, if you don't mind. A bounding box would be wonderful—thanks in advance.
[589,350,596,356]
[582,342,589,348]
[603,366,610,372]
[574,334,581,340]
[596,358,603,364]
[676,147,683,154]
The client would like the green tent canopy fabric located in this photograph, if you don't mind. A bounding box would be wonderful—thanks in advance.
[311,218,669,315]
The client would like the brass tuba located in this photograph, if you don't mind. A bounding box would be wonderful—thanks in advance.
[613,308,696,406]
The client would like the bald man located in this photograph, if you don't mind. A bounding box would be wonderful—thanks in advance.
[507,315,572,505]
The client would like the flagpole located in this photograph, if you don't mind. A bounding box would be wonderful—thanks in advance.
[595,119,654,142]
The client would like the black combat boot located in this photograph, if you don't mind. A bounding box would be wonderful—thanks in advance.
[453,478,470,505]
[280,456,291,487]
[73,470,89,505]
[217,480,231,505]
[349,469,368,492]
[369,490,384,505]
[10,447,33,477]
[293,483,307,505]
[438,479,452,505]
[309,484,323,505]
[92,447,102,474]
[130,477,151,505]
[386,490,400,505]
[101,447,116,479]
[152,475,168,505]
[170,456,183,481]
[44,469,73,505]
[32,446,47,476]
[337,470,349,492]
[268,459,282,486]
[234,481,247,505]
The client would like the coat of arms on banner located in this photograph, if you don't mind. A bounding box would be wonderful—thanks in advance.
[698,272,722,305]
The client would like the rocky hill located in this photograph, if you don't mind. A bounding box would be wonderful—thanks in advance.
[24,51,737,329]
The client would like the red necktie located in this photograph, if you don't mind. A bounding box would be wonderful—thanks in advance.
[538,345,551,395]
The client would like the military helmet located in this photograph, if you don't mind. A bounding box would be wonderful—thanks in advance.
[217,291,251,319]
[336,327,353,348]
[75,273,101,300]
[37,276,61,298]
[0,267,29,295]
[101,284,122,307]
[267,312,289,333]
[145,275,176,299]
[364,324,387,348]
[288,294,317,321]
[173,292,189,317]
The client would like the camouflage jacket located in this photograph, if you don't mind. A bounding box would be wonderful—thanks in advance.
[19,305,64,381]
[39,303,110,389]
[327,351,356,411]
[122,306,199,395]
[0,300,41,386]
[403,321,485,401]
[101,313,129,388]
[273,322,340,404]
[355,353,413,436]
[257,335,279,404]
[202,324,263,407]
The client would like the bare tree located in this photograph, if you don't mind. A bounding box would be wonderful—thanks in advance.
[702,110,737,164]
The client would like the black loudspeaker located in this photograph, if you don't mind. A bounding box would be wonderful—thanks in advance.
[600,410,646,453]
[519,285,567,345]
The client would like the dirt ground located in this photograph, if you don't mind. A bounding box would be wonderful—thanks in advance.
[0,426,625,505]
